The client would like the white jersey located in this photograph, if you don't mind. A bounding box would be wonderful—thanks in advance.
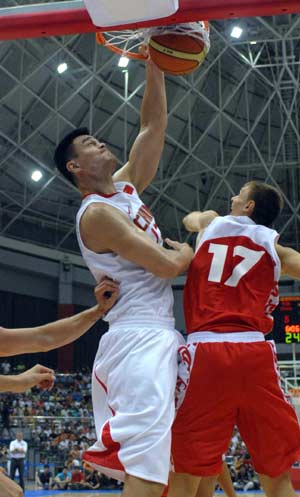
[76,181,174,327]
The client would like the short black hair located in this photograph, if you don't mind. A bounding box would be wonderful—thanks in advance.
[245,181,284,227]
[54,127,89,186]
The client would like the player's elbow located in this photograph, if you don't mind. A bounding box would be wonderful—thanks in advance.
[37,333,54,352]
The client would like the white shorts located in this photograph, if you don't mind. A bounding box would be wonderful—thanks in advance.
[83,323,183,484]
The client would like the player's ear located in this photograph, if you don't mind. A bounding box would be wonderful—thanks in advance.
[245,199,255,215]
[66,160,80,174]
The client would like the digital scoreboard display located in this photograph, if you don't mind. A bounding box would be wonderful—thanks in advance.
[271,296,300,344]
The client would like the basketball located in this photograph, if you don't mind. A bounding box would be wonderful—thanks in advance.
[148,23,209,76]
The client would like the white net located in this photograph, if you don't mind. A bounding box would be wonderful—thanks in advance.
[144,21,210,46]
[97,21,210,59]
[97,30,146,56]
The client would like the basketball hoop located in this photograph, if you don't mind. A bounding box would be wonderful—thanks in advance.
[96,21,210,61]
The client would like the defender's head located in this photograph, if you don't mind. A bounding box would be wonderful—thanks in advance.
[231,181,283,227]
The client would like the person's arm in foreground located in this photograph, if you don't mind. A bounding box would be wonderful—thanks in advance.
[0,470,23,497]
[0,278,119,357]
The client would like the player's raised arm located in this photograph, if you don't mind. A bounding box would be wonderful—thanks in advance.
[276,243,300,279]
[183,210,219,232]
[113,50,167,193]
[0,278,119,356]
[80,203,193,279]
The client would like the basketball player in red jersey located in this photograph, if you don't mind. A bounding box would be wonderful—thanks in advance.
[54,48,193,497]
[167,181,300,497]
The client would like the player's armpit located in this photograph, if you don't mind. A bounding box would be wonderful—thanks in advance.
[183,210,219,232]
[276,243,300,279]
[80,203,193,278]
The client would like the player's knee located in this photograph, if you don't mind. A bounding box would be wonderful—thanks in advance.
[123,474,165,497]
[259,471,295,497]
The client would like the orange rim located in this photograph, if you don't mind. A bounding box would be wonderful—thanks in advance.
[96,32,147,60]
[96,21,209,60]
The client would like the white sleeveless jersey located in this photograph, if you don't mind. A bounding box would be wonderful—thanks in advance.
[76,182,174,327]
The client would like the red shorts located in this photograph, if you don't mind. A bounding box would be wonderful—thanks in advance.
[172,335,300,478]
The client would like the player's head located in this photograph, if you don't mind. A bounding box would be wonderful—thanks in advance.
[231,181,283,226]
[54,128,117,188]
[16,431,23,441]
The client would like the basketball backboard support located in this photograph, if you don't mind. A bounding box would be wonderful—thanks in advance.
[0,0,299,41]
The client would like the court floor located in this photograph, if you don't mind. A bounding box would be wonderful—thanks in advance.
[26,492,121,497]
[24,491,292,497]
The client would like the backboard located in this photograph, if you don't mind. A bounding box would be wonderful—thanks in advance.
[0,0,299,41]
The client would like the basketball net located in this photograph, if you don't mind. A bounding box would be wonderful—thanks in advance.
[96,21,210,61]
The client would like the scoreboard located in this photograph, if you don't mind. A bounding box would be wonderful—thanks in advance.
[271,296,300,344]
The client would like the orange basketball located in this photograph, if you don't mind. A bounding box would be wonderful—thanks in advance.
[149,24,209,76]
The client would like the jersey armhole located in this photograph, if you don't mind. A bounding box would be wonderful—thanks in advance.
[76,200,128,255]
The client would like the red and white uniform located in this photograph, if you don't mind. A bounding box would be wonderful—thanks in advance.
[76,182,182,485]
[172,215,300,478]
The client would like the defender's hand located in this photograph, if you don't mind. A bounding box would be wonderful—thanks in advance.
[94,278,120,314]
[165,238,194,271]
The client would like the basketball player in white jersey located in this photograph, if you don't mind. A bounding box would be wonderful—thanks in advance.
[54,51,193,497]
[166,181,300,497]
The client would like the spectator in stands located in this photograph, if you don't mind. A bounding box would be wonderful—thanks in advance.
[243,467,261,492]
[233,464,251,491]
[1,360,11,375]
[53,466,71,490]
[36,464,53,490]
[85,468,101,490]
[70,466,86,489]
[1,398,13,438]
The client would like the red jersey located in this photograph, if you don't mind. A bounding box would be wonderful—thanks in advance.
[71,471,84,482]
[184,215,280,334]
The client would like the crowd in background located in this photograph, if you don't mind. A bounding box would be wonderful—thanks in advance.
[0,363,123,490]
[0,362,278,492]
[221,427,261,492]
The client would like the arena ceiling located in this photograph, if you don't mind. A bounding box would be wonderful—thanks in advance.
[0,2,299,257]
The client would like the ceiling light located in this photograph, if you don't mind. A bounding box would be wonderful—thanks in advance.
[31,170,43,182]
[57,62,68,74]
[118,56,129,68]
[250,41,257,45]
[231,26,243,39]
